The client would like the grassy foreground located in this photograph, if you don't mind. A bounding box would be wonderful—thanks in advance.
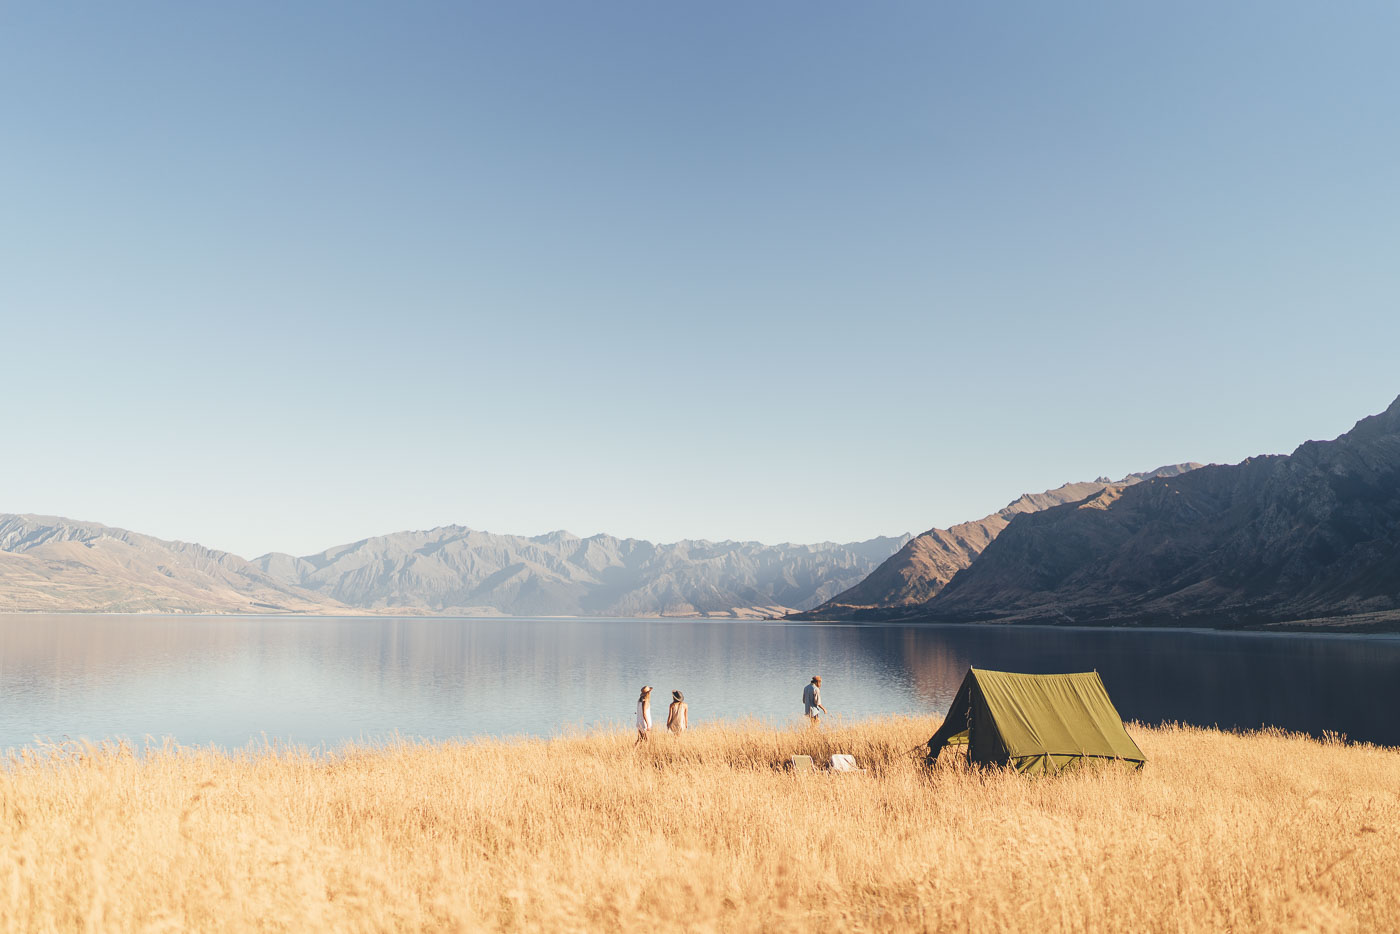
[2,718,1398,933]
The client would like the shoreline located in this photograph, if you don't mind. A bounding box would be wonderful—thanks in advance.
[9,707,1398,759]
[9,715,1398,764]
[4,609,1400,636]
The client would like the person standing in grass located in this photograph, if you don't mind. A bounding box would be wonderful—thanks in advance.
[666,690,689,734]
[635,685,654,744]
[803,675,827,725]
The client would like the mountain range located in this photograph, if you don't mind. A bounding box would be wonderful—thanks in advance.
[792,464,1201,620]
[0,515,343,615]
[0,514,908,617]
[913,396,1400,628]
[253,529,910,617]
[4,396,1396,628]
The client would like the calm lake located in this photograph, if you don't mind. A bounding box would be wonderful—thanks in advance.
[2,615,1398,751]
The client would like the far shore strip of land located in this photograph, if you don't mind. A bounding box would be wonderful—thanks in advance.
[4,608,1400,633]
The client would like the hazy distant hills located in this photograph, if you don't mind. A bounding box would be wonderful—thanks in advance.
[0,515,348,615]
[255,529,911,617]
[920,397,1400,627]
[793,464,1201,620]
[0,514,909,617]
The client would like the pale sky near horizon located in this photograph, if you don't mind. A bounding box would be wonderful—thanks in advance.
[3,3,1398,559]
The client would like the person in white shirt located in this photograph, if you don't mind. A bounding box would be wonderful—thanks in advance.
[635,685,654,745]
[803,675,827,725]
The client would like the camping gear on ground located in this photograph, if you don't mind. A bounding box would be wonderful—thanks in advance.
[829,754,864,772]
[925,668,1145,774]
[789,754,814,772]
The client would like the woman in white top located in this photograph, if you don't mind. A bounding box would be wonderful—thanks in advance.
[635,685,653,745]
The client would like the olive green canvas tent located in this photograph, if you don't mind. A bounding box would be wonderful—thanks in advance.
[925,668,1145,774]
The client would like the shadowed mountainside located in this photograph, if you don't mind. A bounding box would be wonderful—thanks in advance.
[920,396,1400,628]
[792,464,1200,620]
[255,529,911,617]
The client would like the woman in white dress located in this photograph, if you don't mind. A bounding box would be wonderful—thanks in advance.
[635,685,653,745]
[666,690,689,734]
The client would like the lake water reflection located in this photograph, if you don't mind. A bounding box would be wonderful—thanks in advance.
[2,615,1397,750]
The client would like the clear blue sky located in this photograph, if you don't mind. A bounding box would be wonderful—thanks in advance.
[3,2,1397,558]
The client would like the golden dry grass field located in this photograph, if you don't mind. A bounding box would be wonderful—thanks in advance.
[2,717,1398,932]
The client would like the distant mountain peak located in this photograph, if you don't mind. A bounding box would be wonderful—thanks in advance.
[1335,393,1400,444]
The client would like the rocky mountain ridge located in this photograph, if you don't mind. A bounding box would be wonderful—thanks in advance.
[254,528,911,617]
[918,396,1400,627]
[0,514,908,617]
[793,463,1201,620]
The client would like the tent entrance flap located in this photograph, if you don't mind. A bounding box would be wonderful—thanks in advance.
[925,668,1145,773]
